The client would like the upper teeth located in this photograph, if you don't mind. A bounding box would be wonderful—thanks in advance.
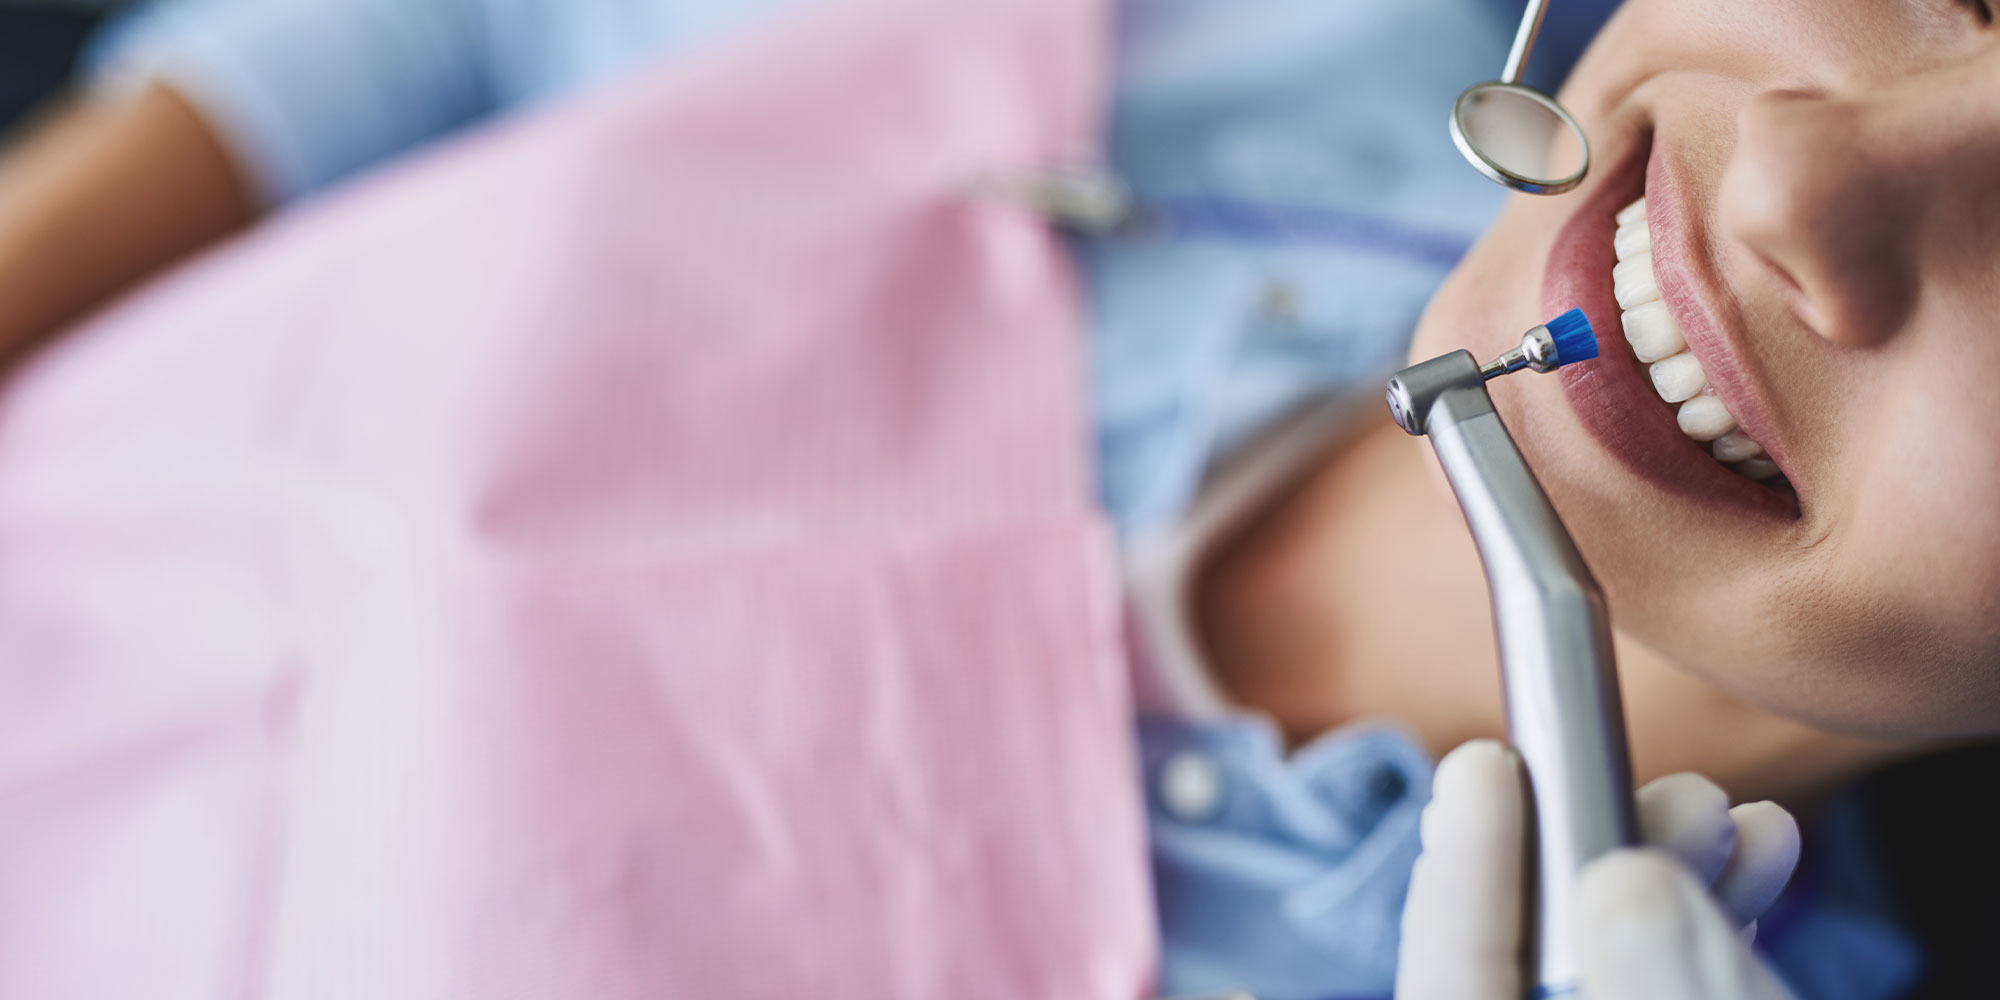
[1613,198,1782,484]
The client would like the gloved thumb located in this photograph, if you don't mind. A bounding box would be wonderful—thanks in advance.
[1576,848,1798,1000]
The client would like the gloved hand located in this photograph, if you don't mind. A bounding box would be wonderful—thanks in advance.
[1395,740,1803,1000]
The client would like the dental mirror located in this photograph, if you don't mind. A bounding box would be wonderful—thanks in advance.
[1451,0,1591,195]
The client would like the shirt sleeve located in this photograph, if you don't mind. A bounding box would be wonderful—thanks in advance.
[84,0,498,205]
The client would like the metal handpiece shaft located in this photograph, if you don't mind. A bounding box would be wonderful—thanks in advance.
[1385,349,1638,998]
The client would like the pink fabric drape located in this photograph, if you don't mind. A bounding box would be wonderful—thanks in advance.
[0,0,1155,995]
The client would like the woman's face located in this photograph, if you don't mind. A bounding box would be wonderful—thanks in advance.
[1410,0,2000,737]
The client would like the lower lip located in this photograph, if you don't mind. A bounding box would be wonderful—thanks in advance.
[1541,138,1796,519]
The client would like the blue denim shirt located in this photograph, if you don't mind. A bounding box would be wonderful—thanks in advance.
[88,0,811,202]
[1140,717,1435,998]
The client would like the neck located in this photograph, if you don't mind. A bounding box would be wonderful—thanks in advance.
[1194,416,1912,808]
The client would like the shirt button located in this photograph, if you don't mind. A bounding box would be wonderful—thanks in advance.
[1256,279,1303,328]
[1158,750,1226,823]
[1369,765,1408,804]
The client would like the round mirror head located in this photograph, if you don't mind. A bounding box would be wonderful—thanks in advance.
[1450,81,1590,195]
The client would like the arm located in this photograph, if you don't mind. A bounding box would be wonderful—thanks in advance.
[0,0,500,368]
[0,84,254,367]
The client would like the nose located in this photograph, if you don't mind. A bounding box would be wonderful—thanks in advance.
[1715,90,1919,348]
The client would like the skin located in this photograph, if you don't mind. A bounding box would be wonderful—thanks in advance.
[1205,0,2000,801]
[0,85,255,369]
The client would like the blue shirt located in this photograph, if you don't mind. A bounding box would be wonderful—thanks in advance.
[90,0,808,202]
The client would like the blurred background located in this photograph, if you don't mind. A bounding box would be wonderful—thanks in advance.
[0,0,122,132]
[2,3,1998,997]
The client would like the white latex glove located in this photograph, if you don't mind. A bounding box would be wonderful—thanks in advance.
[1396,740,1804,1000]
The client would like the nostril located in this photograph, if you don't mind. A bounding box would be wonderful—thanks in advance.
[1745,248,1824,334]
[1753,251,1802,296]
[1719,91,1913,347]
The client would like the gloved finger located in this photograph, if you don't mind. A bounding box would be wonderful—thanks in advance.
[1395,740,1525,1000]
[1635,772,1735,885]
[1577,848,1800,1000]
[1712,801,1802,927]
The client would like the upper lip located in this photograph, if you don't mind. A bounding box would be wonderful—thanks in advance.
[1643,147,1794,489]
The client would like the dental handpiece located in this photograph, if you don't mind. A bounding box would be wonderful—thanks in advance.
[1385,311,1639,999]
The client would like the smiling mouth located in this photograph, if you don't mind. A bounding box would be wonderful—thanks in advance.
[1543,135,1799,519]
[1609,197,1786,486]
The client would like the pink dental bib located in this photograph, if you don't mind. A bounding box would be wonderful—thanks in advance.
[0,0,1155,995]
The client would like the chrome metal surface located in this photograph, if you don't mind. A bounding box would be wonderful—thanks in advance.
[1452,0,1591,195]
[1449,83,1590,196]
[1386,349,1638,994]
[978,167,1136,232]
[1502,0,1551,85]
[1479,325,1557,380]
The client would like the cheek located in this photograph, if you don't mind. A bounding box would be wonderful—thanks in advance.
[1407,230,1519,365]
[1760,557,2000,738]
[1846,380,2000,643]
[1853,303,2000,602]
[1758,350,2000,735]
[1408,194,1585,366]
